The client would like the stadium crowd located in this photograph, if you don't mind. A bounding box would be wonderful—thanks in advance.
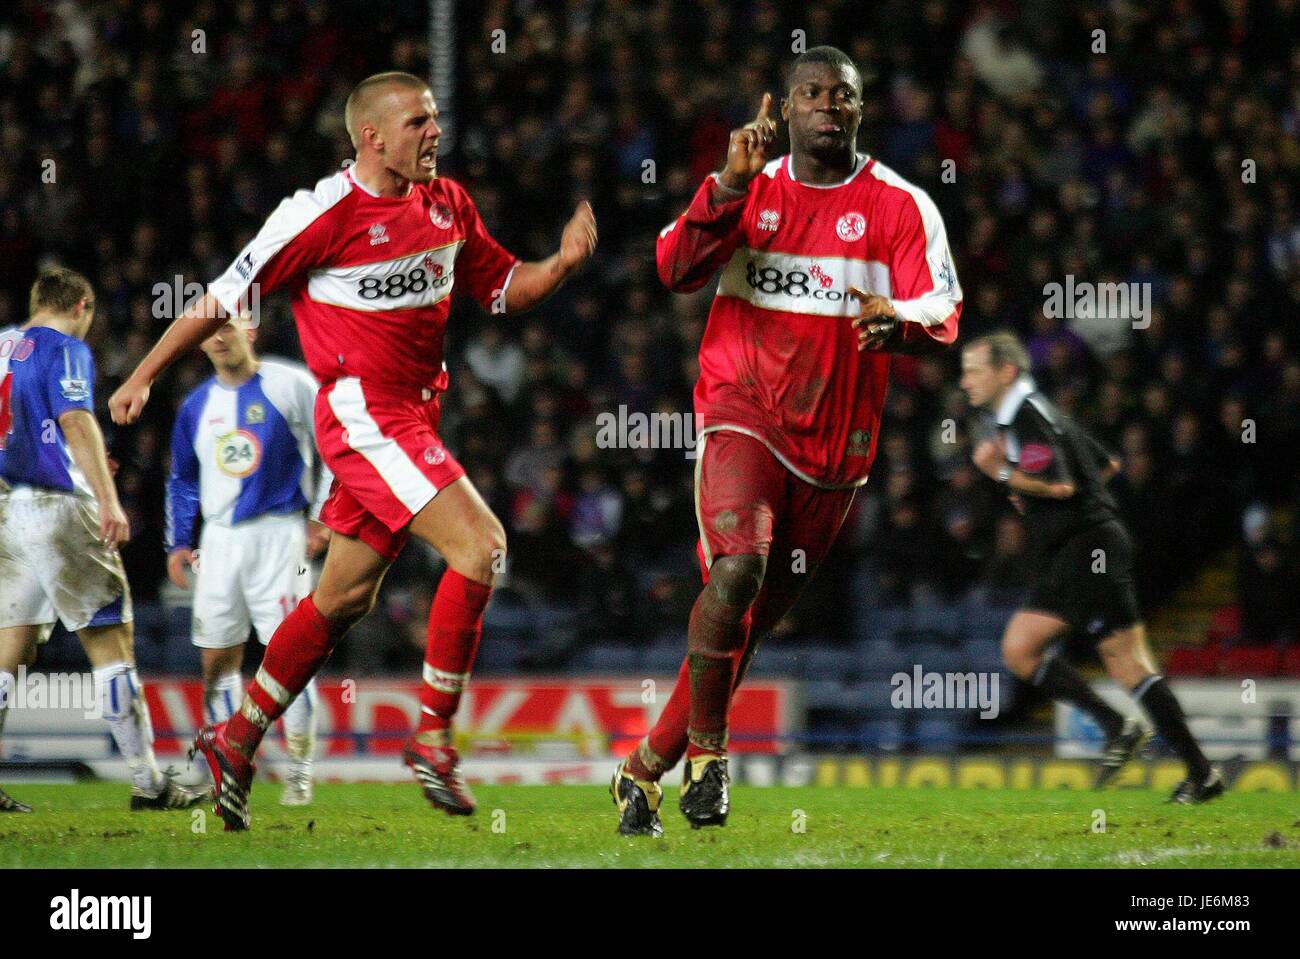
[2,0,1298,676]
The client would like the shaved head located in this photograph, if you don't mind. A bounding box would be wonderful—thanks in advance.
[345,71,432,149]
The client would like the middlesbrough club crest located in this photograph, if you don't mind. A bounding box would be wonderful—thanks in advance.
[430,202,454,229]
[836,212,866,241]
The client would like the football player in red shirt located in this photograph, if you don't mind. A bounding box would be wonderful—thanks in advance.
[612,47,961,834]
[111,72,596,829]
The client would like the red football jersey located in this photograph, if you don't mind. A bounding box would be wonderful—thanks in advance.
[657,153,962,488]
[209,166,518,395]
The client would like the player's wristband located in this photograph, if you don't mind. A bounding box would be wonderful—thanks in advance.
[996,466,1013,484]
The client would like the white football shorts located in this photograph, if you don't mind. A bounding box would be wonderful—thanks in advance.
[190,512,310,649]
[0,486,132,638]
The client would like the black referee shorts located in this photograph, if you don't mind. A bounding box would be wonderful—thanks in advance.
[1023,519,1142,641]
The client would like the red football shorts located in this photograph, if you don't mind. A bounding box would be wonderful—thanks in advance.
[694,428,856,578]
[315,377,466,561]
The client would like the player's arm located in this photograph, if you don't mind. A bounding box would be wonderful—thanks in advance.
[59,409,130,545]
[502,201,598,313]
[109,292,229,425]
[111,185,338,425]
[1006,469,1075,500]
[853,190,961,354]
[656,93,776,293]
[972,418,1075,501]
[453,183,594,316]
[164,403,202,588]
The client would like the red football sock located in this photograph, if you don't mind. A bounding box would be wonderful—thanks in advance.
[631,657,691,779]
[629,609,755,779]
[226,595,344,758]
[417,569,492,736]
[684,587,750,758]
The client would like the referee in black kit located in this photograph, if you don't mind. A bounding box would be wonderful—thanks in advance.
[960,331,1222,803]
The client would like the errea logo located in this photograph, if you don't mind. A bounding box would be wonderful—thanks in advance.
[757,209,780,232]
[50,889,151,939]
[368,223,389,246]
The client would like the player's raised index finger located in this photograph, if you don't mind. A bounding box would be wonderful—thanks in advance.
[754,92,772,122]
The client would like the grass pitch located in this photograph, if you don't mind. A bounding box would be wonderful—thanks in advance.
[2,782,1298,868]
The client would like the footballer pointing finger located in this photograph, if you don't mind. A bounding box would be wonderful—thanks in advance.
[615,47,961,837]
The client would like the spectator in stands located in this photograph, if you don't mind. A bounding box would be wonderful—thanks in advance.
[1238,537,1299,647]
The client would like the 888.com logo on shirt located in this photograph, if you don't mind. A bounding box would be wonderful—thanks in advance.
[718,249,890,319]
[307,243,459,311]
[215,429,262,478]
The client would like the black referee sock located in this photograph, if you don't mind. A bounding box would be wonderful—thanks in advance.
[1032,656,1126,739]
[1133,675,1211,780]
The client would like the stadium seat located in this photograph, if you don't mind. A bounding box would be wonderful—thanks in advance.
[857,717,906,751]
[965,639,1004,673]
[533,606,578,636]
[483,600,538,649]
[38,626,81,670]
[803,679,847,711]
[474,638,523,673]
[801,645,860,680]
[959,606,1015,644]
[650,627,687,647]
[162,641,201,674]
[132,642,166,672]
[1164,645,1218,676]
[989,672,1018,716]
[746,647,802,678]
[484,602,537,631]
[1217,645,1281,677]
[595,641,644,670]
[855,607,913,645]
[908,605,961,644]
[639,643,686,676]
[856,639,908,677]
[899,643,970,676]
[842,679,898,716]
[127,604,167,671]
[163,604,193,645]
[580,645,641,674]
[132,603,164,644]
[805,721,857,752]
[1205,606,1243,645]
[914,716,962,749]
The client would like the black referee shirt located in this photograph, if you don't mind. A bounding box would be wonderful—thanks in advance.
[995,376,1121,552]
